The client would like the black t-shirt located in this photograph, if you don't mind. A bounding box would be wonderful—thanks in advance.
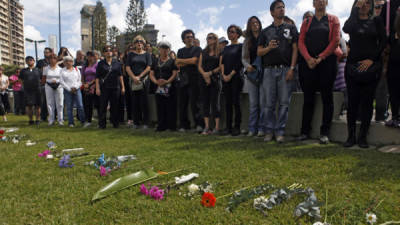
[20,67,41,92]
[177,46,202,77]
[201,51,220,72]
[258,23,299,67]
[343,9,387,63]
[126,52,152,76]
[96,59,122,89]
[306,16,330,58]
[151,58,178,80]
[248,37,259,65]
[222,44,243,75]
[36,58,49,79]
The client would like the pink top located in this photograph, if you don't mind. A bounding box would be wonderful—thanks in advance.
[9,74,22,91]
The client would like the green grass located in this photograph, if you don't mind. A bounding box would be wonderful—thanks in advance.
[1,115,400,225]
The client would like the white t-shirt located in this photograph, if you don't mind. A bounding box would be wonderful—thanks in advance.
[43,66,62,83]
[60,67,82,92]
[0,75,8,89]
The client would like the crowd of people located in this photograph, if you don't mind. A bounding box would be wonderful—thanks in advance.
[0,0,399,148]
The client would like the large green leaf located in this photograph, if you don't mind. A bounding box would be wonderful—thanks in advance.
[92,168,159,202]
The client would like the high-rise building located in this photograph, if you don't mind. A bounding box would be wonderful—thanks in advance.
[0,0,25,66]
[48,34,57,52]
[116,24,159,51]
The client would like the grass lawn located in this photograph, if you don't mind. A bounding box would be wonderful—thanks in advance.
[1,115,400,225]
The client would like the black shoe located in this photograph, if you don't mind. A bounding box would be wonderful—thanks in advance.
[297,134,309,141]
[343,126,356,148]
[358,137,369,148]
[231,128,240,136]
[29,120,34,125]
[221,129,232,135]
[35,120,40,125]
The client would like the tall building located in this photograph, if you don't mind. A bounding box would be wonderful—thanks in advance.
[48,34,57,53]
[80,5,96,54]
[0,0,25,66]
[116,24,159,51]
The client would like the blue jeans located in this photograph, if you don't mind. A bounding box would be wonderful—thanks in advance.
[263,67,293,136]
[247,80,266,133]
[64,89,85,125]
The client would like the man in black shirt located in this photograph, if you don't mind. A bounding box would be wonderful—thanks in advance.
[36,47,53,122]
[176,29,204,132]
[20,56,42,125]
[257,0,298,143]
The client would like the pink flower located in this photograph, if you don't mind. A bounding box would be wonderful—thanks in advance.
[38,150,51,158]
[140,184,149,195]
[153,189,165,200]
[149,186,159,197]
[99,166,108,176]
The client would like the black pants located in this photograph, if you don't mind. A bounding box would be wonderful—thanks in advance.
[346,75,378,132]
[178,78,204,129]
[83,92,98,123]
[40,85,48,121]
[387,63,400,120]
[0,93,10,113]
[201,80,221,118]
[374,74,389,121]
[301,55,337,136]
[14,91,25,114]
[131,87,148,126]
[0,93,4,116]
[99,87,120,128]
[223,76,243,130]
[155,90,177,131]
[119,76,132,122]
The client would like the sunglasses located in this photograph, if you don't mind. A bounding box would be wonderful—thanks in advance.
[104,49,112,53]
[375,4,383,9]
[134,40,144,44]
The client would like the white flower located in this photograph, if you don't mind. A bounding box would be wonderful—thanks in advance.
[46,155,54,159]
[313,222,324,225]
[188,184,199,194]
[12,138,19,144]
[26,140,36,146]
[366,213,377,224]
[254,196,267,207]
[174,173,199,184]
[203,184,213,193]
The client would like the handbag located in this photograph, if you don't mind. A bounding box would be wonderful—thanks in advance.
[47,82,60,90]
[347,61,382,84]
[131,79,144,91]
[176,71,189,88]
[245,56,263,85]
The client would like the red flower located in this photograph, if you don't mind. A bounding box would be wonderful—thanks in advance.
[201,192,216,208]
[0,130,4,135]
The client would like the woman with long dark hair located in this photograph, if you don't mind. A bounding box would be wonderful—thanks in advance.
[343,0,386,148]
[126,35,152,129]
[149,41,178,132]
[198,33,221,135]
[221,25,244,136]
[298,0,340,144]
[81,51,98,126]
[242,16,265,137]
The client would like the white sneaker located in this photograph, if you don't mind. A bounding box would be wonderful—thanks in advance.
[276,135,285,143]
[179,128,186,132]
[48,121,54,126]
[319,135,329,144]
[264,133,273,142]
[69,124,74,128]
[247,131,256,137]
[257,131,265,137]
[196,126,203,133]
[142,125,149,130]
[3,117,7,122]
[83,122,91,128]
[58,121,64,126]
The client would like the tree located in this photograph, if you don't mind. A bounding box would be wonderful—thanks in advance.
[125,0,146,36]
[107,25,120,47]
[1,64,19,76]
[93,1,107,51]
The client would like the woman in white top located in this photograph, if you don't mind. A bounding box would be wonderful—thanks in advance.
[0,65,9,121]
[60,56,87,127]
[43,53,64,125]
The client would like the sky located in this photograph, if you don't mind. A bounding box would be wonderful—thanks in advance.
[21,0,354,59]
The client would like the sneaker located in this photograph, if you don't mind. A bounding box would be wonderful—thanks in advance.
[58,121,64,126]
[48,121,54,126]
[83,122,91,128]
[142,125,149,130]
[257,131,265,137]
[212,129,220,135]
[221,129,232,136]
[201,128,211,135]
[297,134,309,141]
[385,119,398,128]
[276,135,285,143]
[133,124,139,129]
[264,133,273,142]
[319,135,329,144]
[179,128,186,132]
[247,131,256,137]
[3,117,7,122]
[69,124,75,128]
[196,125,203,133]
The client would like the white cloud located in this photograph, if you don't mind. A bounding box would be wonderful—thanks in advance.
[229,4,240,9]
[147,0,186,52]
[195,22,226,48]
[24,25,46,57]
[108,0,130,31]
[196,6,225,25]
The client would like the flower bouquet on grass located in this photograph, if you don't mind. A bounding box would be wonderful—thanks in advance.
[85,153,137,176]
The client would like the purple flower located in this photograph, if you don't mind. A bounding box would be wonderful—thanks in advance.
[149,186,159,197]
[140,184,149,196]
[59,155,74,168]
[153,189,165,200]
[100,166,108,176]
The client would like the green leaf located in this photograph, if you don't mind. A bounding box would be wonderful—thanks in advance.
[92,168,159,202]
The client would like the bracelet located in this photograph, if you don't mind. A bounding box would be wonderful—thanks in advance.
[290,66,295,70]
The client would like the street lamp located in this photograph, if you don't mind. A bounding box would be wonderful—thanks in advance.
[25,38,46,62]
[58,0,62,48]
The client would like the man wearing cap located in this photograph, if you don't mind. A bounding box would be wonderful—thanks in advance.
[219,37,229,53]
[20,56,42,125]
